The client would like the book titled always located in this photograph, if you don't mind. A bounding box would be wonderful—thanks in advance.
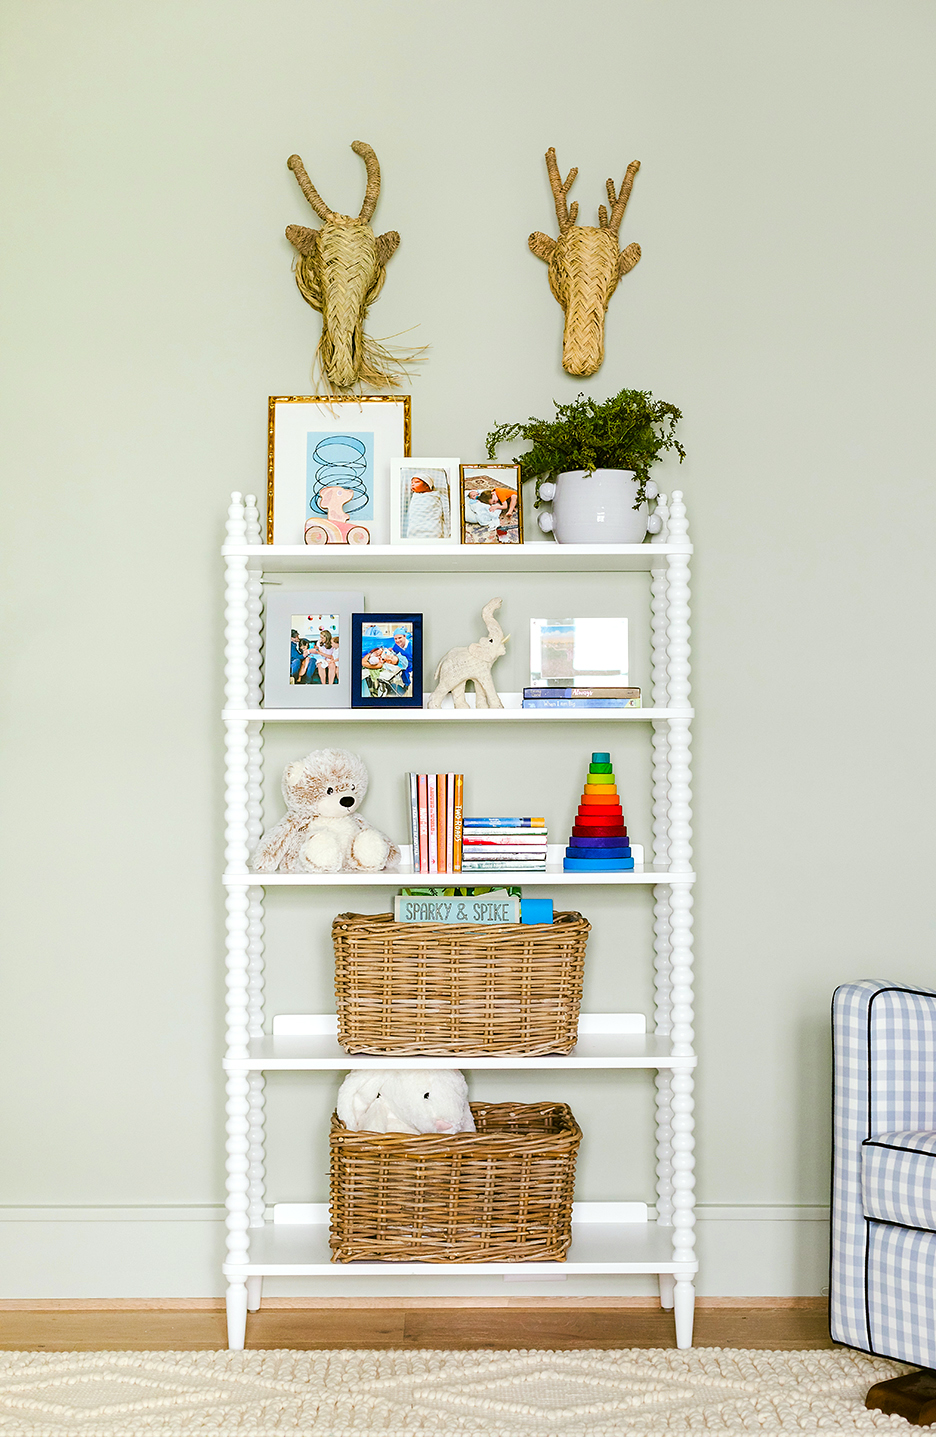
[523,687,640,700]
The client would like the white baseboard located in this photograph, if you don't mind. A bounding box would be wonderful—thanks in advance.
[0,1205,830,1299]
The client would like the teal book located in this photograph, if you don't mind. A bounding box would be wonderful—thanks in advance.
[394,894,520,924]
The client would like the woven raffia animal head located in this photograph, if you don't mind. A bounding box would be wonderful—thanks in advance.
[285,143,401,392]
[529,147,641,378]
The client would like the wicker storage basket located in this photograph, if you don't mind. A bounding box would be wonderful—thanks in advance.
[332,910,589,1055]
[329,1101,581,1262]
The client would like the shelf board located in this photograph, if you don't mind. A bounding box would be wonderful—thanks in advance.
[224,864,694,888]
[223,542,691,575]
[224,1208,695,1277]
[224,706,691,724]
[224,1015,696,1071]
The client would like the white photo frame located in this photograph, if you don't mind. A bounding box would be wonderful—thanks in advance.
[389,458,460,545]
[263,590,365,708]
[529,617,629,687]
[267,396,411,545]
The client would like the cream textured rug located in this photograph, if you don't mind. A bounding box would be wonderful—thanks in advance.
[0,1348,913,1434]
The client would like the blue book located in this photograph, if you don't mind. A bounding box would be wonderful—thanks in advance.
[563,856,635,871]
[463,818,546,828]
[522,699,641,709]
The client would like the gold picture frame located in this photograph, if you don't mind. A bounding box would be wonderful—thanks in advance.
[266,395,411,545]
[458,462,524,545]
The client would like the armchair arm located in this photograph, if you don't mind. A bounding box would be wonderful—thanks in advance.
[831,980,936,1351]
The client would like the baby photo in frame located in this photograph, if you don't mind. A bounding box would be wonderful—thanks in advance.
[262,590,364,708]
[267,395,410,545]
[389,459,459,545]
[351,613,423,709]
[459,463,523,545]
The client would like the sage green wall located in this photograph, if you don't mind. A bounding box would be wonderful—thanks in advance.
[2,0,934,1297]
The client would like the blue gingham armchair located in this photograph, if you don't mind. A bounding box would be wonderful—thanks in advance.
[831,981,936,1366]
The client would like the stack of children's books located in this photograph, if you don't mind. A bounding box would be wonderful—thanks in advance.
[408,773,464,874]
[522,686,641,710]
[461,817,549,873]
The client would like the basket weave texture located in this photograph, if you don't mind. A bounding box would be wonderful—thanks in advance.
[329,1101,581,1262]
[332,911,589,1056]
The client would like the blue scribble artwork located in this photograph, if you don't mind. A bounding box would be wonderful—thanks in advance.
[305,431,374,544]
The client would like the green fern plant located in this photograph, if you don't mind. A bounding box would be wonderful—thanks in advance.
[486,389,685,508]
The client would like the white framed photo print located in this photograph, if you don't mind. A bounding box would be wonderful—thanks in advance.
[389,458,459,545]
[262,589,365,708]
[266,396,411,546]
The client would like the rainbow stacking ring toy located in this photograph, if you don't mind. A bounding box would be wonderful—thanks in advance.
[563,752,634,871]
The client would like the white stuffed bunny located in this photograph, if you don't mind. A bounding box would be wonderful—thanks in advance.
[337,1069,475,1135]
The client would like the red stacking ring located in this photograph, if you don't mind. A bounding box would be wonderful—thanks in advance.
[572,825,626,837]
[577,809,624,820]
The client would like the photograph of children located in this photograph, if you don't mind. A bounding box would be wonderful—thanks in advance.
[459,463,523,545]
[263,589,363,710]
[290,614,340,685]
[351,613,423,708]
[390,459,459,545]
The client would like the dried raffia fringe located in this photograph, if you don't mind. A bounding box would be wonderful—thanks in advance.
[529,146,642,378]
[332,910,589,1056]
[295,255,427,394]
[329,1101,581,1263]
[286,143,426,395]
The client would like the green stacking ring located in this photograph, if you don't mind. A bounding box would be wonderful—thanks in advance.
[589,763,613,774]
[587,772,615,784]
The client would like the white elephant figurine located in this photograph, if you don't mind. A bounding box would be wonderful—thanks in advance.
[427,598,509,709]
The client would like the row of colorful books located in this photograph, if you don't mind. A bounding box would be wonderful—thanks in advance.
[460,817,548,873]
[407,773,464,873]
[521,686,641,710]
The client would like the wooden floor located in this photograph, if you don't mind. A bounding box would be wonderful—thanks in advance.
[0,1300,836,1352]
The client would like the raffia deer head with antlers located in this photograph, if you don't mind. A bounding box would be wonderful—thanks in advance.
[529,147,641,378]
[285,142,402,392]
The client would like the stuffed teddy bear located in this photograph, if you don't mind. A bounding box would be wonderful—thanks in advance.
[337,1069,475,1135]
[250,747,399,874]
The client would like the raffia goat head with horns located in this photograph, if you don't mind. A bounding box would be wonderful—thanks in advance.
[529,147,641,378]
[285,142,402,392]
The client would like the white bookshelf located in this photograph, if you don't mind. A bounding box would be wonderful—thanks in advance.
[222,493,696,1349]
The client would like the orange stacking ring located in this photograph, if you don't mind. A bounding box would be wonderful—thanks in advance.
[582,792,620,803]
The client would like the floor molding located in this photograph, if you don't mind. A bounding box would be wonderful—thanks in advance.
[0,1296,828,1311]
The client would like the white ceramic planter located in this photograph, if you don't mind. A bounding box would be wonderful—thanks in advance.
[537,469,661,544]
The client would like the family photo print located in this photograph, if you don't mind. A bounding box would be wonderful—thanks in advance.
[459,463,523,544]
[262,590,364,709]
[351,613,423,709]
[390,459,459,545]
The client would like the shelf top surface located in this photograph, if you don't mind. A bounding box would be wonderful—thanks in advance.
[224,1031,696,1071]
[224,706,692,723]
[227,1219,694,1275]
[224,865,694,887]
[223,542,691,574]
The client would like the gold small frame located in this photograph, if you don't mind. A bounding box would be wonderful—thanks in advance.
[267,395,412,545]
[458,463,524,545]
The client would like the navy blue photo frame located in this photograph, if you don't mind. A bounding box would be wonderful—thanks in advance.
[351,613,423,708]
